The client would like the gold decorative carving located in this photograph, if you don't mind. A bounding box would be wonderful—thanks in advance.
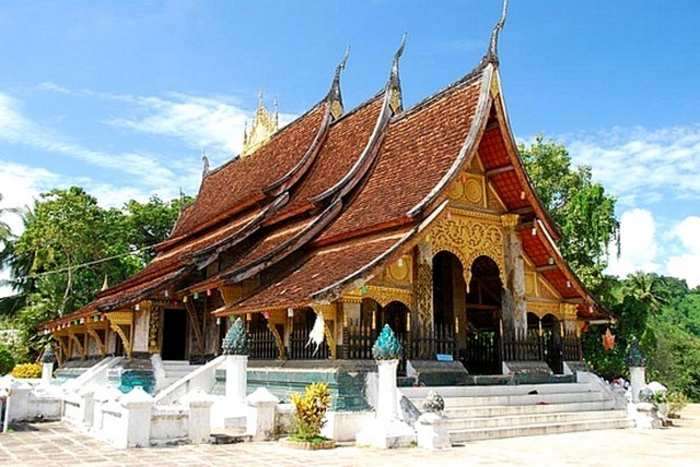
[359,285,413,309]
[86,326,106,356]
[241,92,279,157]
[527,300,560,318]
[387,256,411,283]
[107,311,133,359]
[148,307,161,353]
[322,319,337,360]
[490,71,501,97]
[68,331,85,359]
[427,209,506,286]
[465,177,483,204]
[448,173,485,207]
[500,213,519,229]
[414,261,433,332]
[110,324,132,360]
[266,321,286,360]
[538,277,561,300]
[561,303,578,321]
[524,272,536,296]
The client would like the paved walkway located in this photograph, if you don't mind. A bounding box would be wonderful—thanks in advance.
[2,405,700,466]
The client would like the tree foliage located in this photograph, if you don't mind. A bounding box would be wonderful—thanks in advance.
[583,274,700,400]
[519,136,619,290]
[0,187,190,359]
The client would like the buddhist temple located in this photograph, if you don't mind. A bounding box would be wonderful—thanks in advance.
[40,3,609,392]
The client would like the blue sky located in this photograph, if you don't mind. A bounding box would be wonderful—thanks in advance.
[1,1,699,293]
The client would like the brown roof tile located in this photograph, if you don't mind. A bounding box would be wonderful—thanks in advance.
[319,74,483,241]
[171,104,327,238]
[224,235,402,313]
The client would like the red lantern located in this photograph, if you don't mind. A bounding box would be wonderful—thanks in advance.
[602,328,616,351]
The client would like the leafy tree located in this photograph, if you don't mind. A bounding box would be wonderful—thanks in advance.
[582,272,700,400]
[0,187,189,359]
[122,196,192,263]
[520,136,619,290]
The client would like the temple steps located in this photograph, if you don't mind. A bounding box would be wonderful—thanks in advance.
[403,381,631,443]
[160,360,202,391]
[443,400,617,418]
[402,382,595,398]
[449,416,633,443]
[445,409,628,430]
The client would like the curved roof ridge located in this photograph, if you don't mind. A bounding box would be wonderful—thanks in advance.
[220,39,409,284]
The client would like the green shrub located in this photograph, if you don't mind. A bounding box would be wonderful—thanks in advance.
[0,345,15,375]
[290,382,331,442]
[667,391,689,417]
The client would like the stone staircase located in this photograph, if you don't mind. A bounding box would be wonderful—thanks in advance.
[160,360,202,391]
[402,382,632,443]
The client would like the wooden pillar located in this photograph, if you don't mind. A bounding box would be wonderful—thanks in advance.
[414,242,434,334]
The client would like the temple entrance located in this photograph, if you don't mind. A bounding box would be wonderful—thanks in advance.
[464,256,503,374]
[161,309,187,360]
[542,314,563,373]
[431,251,462,361]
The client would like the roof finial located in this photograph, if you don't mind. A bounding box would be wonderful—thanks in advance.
[273,97,279,126]
[387,33,407,113]
[327,46,350,119]
[257,90,264,110]
[485,0,508,63]
[101,274,109,291]
[201,148,210,178]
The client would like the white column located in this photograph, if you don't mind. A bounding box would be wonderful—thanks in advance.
[41,363,53,384]
[416,412,450,450]
[187,391,214,444]
[630,366,646,403]
[225,355,248,408]
[120,386,153,448]
[356,359,415,448]
[246,387,279,441]
[376,359,399,422]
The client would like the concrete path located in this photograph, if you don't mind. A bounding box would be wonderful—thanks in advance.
[2,405,700,466]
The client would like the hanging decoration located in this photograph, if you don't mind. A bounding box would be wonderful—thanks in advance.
[306,312,326,355]
[602,328,616,351]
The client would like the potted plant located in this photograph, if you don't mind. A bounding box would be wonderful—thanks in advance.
[284,382,335,450]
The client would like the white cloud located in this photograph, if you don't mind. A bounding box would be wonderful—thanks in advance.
[667,216,700,288]
[607,208,660,277]
[566,125,700,206]
[606,210,700,288]
[108,94,249,155]
[0,91,184,192]
[37,82,296,163]
[0,161,58,235]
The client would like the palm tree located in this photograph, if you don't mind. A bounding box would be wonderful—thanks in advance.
[623,272,668,313]
[0,193,17,252]
[0,197,34,316]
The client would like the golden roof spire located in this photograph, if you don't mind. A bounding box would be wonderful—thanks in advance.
[241,91,279,157]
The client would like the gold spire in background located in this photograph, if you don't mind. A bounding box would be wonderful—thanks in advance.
[241,91,279,157]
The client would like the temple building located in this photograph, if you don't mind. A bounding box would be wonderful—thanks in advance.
[40,7,609,390]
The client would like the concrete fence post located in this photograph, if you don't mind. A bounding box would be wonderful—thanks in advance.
[120,386,153,448]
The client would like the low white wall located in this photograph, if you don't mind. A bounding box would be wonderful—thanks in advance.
[100,404,127,447]
[322,411,374,442]
[150,406,188,444]
[274,403,374,442]
[63,395,83,424]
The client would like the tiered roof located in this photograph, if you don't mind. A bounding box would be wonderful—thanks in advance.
[43,2,607,330]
